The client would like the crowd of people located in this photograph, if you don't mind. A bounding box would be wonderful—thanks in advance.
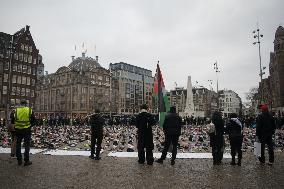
[1,100,284,166]
[1,115,284,153]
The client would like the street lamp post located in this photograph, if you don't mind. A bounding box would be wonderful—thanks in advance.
[253,24,266,103]
[214,61,220,110]
[253,24,265,81]
[213,61,220,93]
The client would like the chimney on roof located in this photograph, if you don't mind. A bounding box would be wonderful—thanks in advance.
[26,25,30,31]
[71,56,75,61]
[96,56,98,62]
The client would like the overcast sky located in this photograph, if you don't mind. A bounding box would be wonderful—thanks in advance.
[1,0,283,101]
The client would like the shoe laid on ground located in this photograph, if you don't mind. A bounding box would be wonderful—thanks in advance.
[267,162,273,166]
[18,160,22,166]
[147,162,153,165]
[94,156,101,160]
[10,154,17,159]
[230,160,236,165]
[155,159,163,164]
[89,155,95,159]
[24,161,32,166]
[171,160,175,165]
[237,161,241,166]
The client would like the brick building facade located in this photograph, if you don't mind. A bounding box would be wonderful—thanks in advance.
[0,25,40,119]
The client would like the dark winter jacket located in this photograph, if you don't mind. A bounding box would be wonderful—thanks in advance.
[163,113,182,135]
[135,110,156,149]
[256,112,276,142]
[226,118,243,138]
[89,114,105,134]
[210,111,225,147]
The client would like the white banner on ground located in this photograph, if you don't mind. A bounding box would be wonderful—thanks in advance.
[0,147,46,154]
[1,147,231,158]
[108,152,231,159]
[43,150,91,156]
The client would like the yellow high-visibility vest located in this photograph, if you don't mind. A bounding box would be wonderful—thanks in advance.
[14,107,32,129]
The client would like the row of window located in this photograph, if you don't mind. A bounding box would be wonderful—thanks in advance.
[10,99,30,106]
[12,75,36,86]
[12,63,36,75]
[14,52,37,64]
[90,75,108,81]
[2,74,35,86]
[1,62,37,75]
[20,43,33,53]
[2,85,34,97]
[11,86,35,97]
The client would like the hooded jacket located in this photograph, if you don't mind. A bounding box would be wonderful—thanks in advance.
[226,118,243,138]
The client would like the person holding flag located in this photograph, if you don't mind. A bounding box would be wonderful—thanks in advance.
[154,63,183,165]
[153,62,170,127]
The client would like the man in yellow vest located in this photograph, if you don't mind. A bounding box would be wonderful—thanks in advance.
[11,99,35,166]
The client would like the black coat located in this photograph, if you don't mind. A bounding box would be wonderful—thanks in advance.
[135,111,156,149]
[256,112,276,142]
[226,118,243,139]
[210,113,224,147]
[89,114,105,135]
[163,113,182,135]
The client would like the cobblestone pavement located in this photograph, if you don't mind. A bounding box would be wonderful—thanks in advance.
[1,153,284,189]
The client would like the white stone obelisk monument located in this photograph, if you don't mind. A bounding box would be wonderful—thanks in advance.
[184,76,195,116]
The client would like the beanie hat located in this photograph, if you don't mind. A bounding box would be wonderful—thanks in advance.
[261,104,268,111]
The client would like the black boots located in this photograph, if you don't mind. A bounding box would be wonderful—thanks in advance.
[90,154,101,160]
[18,160,22,166]
[89,155,95,159]
[155,158,175,165]
[155,158,163,164]
[237,159,241,166]
[18,160,32,166]
[24,161,32,166]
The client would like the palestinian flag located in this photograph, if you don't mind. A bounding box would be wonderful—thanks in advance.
[154,63,170,127]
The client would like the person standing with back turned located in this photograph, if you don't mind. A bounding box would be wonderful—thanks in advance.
[89,109,105,160]
[210,111,224,165]
[256,105,276,165]
[226,113,243,166]
[12,99,35,166]
[156,106,182,165]
[135,104,156,165]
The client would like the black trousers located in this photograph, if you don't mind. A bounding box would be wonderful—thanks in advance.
[15,128,31,162]
[229,136,243,161]
[211,136,224,164]
[260,136,274,163]
[161,135,179,160]
[138,147,154,164]
[91,133,103,157]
